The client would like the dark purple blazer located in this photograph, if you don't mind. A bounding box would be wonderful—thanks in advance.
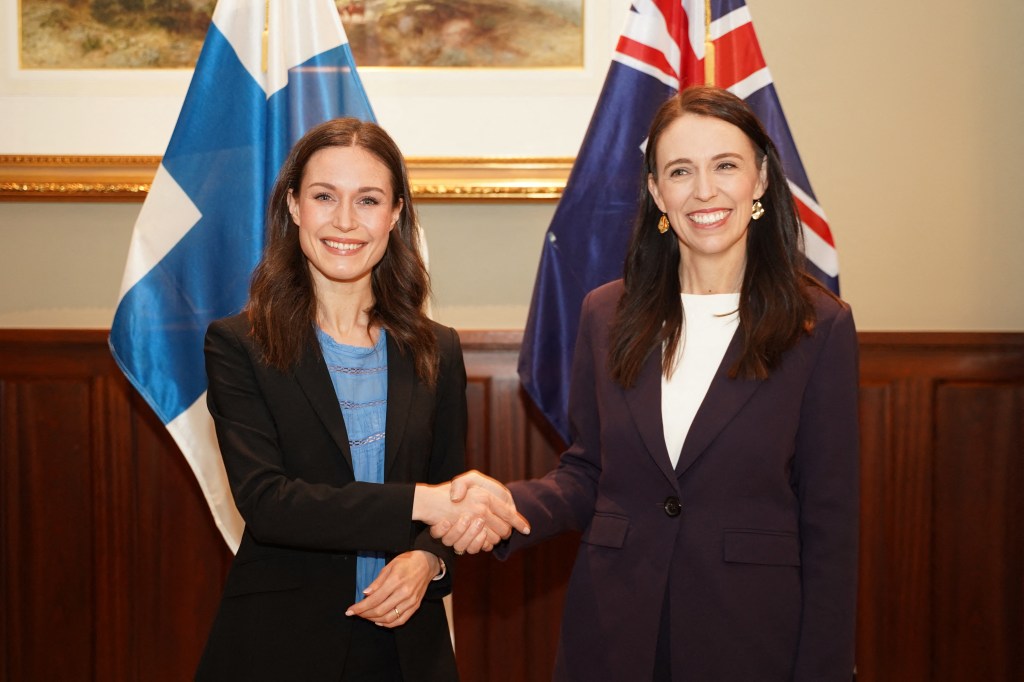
[499,280,859,681]
[195,314,464,682]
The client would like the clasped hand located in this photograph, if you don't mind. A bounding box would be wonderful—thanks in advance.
[348,472,528,627]
[415,470,529,555]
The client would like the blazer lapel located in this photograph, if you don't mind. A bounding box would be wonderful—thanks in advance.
[383,333,414,480]
[675,329,762,476]
[623,348,678,486]
[294,339,354,471]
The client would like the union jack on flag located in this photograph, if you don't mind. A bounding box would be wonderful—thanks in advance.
[519,0,838,442]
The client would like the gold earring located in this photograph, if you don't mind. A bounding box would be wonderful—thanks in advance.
[657,214,670,234]
[751,199,765,220]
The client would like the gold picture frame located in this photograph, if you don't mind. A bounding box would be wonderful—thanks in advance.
[0,155,571,202]
[3,3,628,197]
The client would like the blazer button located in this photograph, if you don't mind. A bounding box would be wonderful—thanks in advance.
[663,496,681,517]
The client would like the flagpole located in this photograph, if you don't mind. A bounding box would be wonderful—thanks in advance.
[262,0,270,72]
[704,0,715,85]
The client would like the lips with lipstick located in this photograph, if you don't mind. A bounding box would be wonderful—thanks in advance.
[323,238,365,252]
[688,209,730,226]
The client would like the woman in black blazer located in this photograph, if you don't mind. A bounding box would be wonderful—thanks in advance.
[441,87,860,681]
[196,118,526,682]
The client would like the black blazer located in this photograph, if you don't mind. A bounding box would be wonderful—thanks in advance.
[499,280,860,681]
[196,313,464,681]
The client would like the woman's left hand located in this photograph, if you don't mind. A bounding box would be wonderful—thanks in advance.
[344,550,437,628]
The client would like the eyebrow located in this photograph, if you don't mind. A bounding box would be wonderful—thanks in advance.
[662,152,744,170]
[306,181,387,194]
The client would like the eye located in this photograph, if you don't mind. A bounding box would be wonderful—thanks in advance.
[669,167,690,177]
[313,192,333,202]
[716,161,738,170]
[358,196,381,206]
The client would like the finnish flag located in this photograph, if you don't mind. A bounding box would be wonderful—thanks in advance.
[109,0,375,551]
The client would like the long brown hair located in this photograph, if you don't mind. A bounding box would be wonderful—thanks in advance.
[609,86,827,388]
[247,118,438,386]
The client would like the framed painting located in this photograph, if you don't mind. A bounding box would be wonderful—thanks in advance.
[18,0,584,70]
[1,0,632,200]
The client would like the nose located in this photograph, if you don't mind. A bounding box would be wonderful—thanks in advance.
[694,171,717,201]
[332,202,356,231]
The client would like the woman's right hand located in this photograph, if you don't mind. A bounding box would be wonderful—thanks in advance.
[413,471,529,554]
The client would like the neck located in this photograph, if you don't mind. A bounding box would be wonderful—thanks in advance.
[678,254,745,295]
[313,279,377,346]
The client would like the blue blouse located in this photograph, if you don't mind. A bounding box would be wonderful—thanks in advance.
[316,326,388,602]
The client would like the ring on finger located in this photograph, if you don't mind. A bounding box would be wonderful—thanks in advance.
[394,607,401,618]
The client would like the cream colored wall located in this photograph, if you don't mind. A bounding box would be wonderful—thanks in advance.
[1,0,1022,331]
[748,0,1024,331]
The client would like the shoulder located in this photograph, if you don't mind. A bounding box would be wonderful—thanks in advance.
[801,283,857,359]
[204,312,277,371]
[419,320,466,390]
[206,309,248,333]
[805,282,854,328]
[582,279,625,318]
[206,311,251,345]
[416,319,464,376]
[424,319,461,353]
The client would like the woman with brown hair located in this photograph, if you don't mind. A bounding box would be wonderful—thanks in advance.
[196,118,526,681]
[442,86,860,681]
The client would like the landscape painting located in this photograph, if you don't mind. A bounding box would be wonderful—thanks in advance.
[18,0,584,69]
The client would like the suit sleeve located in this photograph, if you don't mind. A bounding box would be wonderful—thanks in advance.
[497,290,604,556]
[414,326,466,596]
[205,319,417,553]
[792,303,860,681]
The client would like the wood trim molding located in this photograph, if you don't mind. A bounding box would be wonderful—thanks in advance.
[0,155,572,203]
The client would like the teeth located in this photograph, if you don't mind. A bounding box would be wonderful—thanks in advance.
[689,210,729,225]
[324,239,362,251]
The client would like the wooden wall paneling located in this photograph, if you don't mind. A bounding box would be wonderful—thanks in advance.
[92,372,137,681]
[455,340,576,682]
[3,379,98,681]
[1,336,106,681]
[2,330,1023,682]
[854,380,892,680]
[0,332,232,682]
[454,353,513,680]
[932,382,1023,681]
[128,385,231,681]
[857,333,1024,682]
[855,377,935,681]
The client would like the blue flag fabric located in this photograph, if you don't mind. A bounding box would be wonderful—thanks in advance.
[109,0,374,551]
[519,0,839,442]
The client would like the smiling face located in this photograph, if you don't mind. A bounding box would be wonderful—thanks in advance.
[287,145,402,294]
[648,113,767,290]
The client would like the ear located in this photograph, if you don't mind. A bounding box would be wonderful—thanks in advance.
[390,197,403,231]
[755,155,769,198]
[286,189,300,225]
[647,173,667,213]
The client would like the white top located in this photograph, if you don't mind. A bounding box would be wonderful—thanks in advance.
[662,293,740,467]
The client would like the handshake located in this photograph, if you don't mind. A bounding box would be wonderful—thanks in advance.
[414,470,530,555]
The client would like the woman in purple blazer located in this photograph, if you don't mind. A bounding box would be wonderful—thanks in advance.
[442,87,859,680]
